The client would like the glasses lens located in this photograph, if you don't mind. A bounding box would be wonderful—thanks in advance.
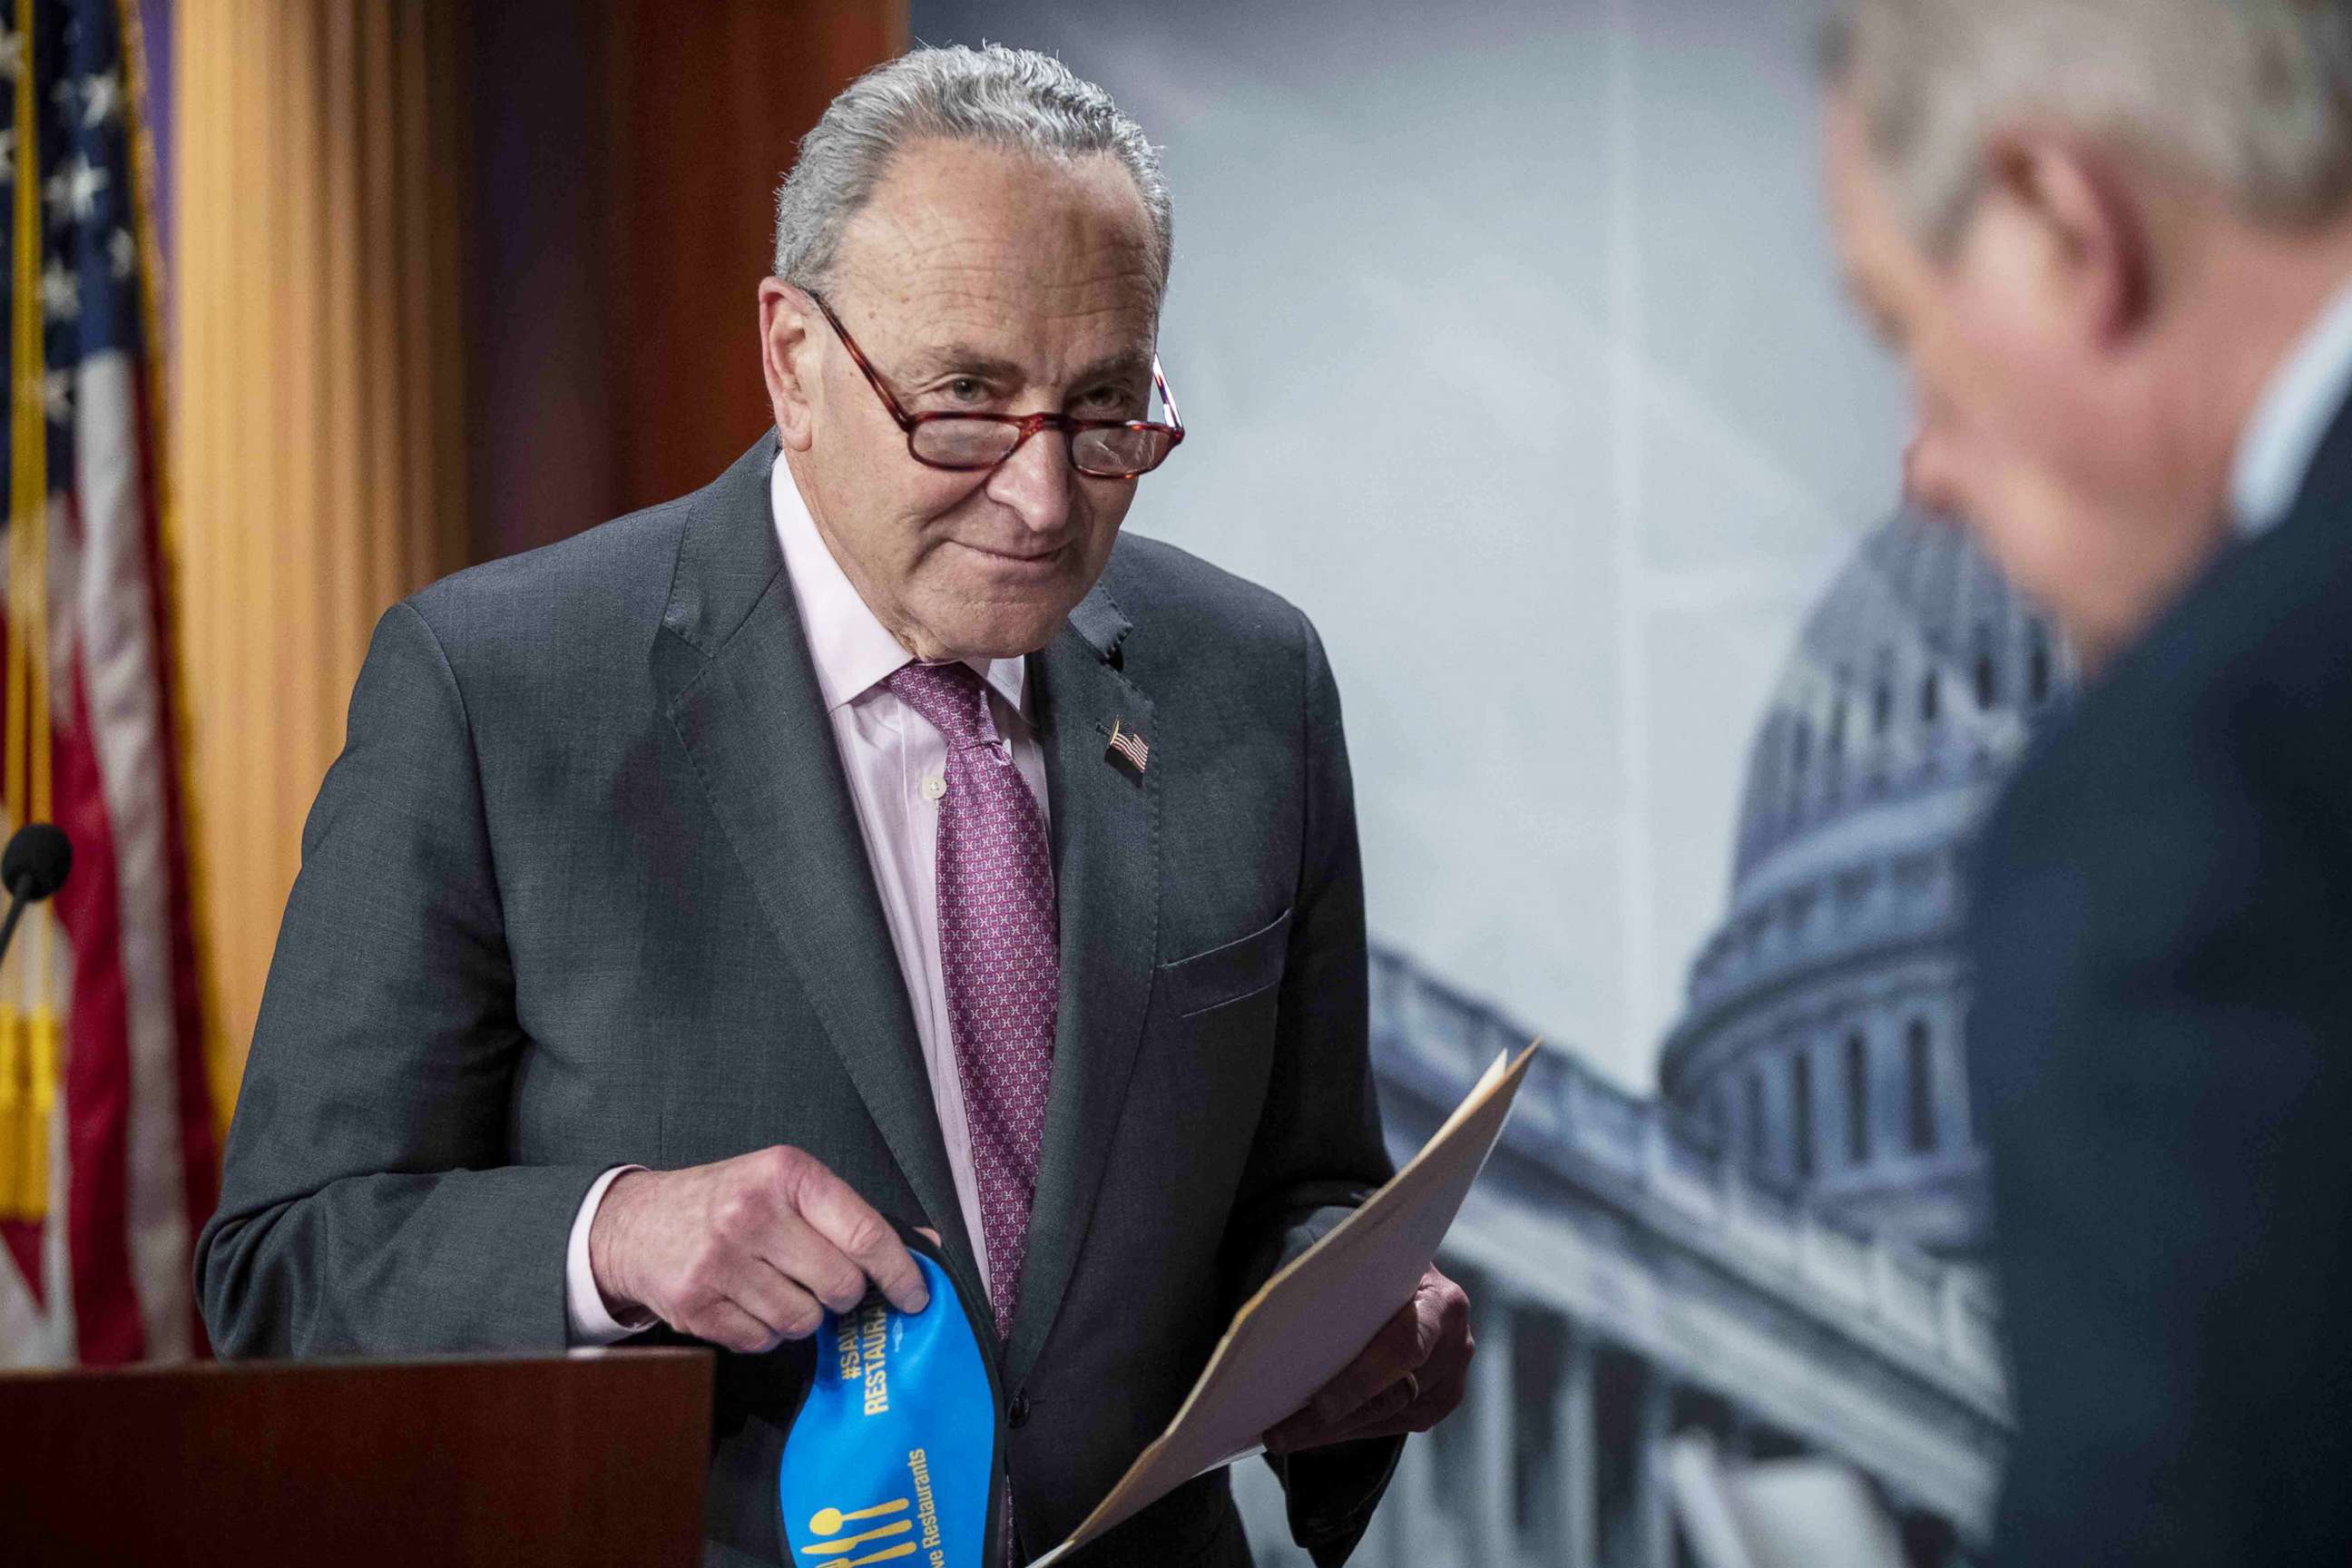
[1073,425,1174,478]
[911,418,1019,469]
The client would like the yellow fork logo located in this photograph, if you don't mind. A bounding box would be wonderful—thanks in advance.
[801,1497,916,1564]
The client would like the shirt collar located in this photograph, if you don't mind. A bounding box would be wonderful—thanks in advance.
[769,454,1030,720]
[2230,272,2352,539]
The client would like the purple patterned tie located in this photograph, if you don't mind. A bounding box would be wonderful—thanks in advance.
[885,661,1059,1343]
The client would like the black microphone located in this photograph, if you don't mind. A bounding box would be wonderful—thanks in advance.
[0,823,72,967]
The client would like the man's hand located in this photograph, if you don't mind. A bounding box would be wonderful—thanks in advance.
[588,1146,929,1354]
[1262,1265,1473,1454]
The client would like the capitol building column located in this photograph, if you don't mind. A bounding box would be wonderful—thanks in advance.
[1555,1324,1598,1566]
[1635,1366,1676,1565]
[1469,1291,1518,1565]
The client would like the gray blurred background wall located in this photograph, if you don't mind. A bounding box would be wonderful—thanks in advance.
[910,0,1905,1089]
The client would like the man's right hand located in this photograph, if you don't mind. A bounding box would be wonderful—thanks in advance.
[587,1146,930,1353]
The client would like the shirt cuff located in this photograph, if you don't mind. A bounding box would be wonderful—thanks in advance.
[565,1164,659,1345]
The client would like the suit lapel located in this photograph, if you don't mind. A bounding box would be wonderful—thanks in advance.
[659,439,984,1308]
[1006,584,1161,1386]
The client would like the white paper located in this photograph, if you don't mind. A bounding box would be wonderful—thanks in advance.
[1027,1044,1536,1566]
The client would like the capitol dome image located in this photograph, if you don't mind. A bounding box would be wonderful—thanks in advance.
[1660,509,2075,1253]
[1240,511,2072,1568]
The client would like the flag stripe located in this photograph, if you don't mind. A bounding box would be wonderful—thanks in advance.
[54,581,145,1363]
[118,0,220,1349]
[77,348,187,1357]
[129,368,214,1354]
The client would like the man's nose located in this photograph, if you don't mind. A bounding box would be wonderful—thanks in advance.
[985,424,1077,534]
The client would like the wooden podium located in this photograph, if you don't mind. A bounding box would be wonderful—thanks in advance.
[0,1348,713,1566]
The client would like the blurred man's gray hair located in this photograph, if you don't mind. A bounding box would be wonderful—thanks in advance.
[1824,0,2352,253]
[773,44,1173,296]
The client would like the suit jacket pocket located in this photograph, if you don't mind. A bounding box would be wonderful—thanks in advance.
[1157,906,1293,1021]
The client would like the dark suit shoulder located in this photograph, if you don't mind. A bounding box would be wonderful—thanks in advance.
[1991,501,2352,855]
[1975,488,2352,1032]
[402,495,696,660]
[369,485,738,772]
[1100,531,1321,668]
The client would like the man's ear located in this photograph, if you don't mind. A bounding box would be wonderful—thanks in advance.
[759,278,821,452]
[1979,125,2152,351]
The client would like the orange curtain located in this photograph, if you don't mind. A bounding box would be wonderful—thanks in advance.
[172,0,905,1122]
[173,0,473,1128]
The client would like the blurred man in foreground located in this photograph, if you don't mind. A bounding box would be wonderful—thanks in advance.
[200,44,1469,1566]
[1823,3,2352,1562]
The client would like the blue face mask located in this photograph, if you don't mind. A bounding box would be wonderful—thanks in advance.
[778,1229,1004,1568]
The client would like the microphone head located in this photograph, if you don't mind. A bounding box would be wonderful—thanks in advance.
[3,823,72,902]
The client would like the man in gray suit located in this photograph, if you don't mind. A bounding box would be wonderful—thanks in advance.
[198,43,1471,1568]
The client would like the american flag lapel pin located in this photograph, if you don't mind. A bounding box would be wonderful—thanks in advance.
[1105,718,1151,779]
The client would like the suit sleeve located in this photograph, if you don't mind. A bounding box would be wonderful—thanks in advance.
[196,602,608,1356]
[1224,607,1401,1566]
[1972,679,2352,1567]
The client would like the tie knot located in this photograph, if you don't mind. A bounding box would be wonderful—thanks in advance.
[886,661,997,748]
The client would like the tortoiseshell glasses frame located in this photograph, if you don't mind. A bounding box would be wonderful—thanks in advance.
[801,288,1186,480]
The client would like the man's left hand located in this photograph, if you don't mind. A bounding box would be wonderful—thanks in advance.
[1262,1265,1473,1454]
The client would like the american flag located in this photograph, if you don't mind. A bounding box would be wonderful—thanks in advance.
[1105,719,1149,778]
[0,0,214,1366]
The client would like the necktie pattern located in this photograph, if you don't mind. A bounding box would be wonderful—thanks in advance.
[884,662,1059,1342]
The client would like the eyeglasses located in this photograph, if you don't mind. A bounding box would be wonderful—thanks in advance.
[802,288,1185,480]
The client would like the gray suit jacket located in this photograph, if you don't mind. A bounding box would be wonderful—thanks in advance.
[198,437,1400,1566]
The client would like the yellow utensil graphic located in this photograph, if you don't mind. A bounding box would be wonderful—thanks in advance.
[806,1543,915,1568]
[808,1499,910,1536]
[801,1520,913,1557]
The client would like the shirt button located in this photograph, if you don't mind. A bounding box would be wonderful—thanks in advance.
[921,774,947,801]
[1007,1388,1032,1428]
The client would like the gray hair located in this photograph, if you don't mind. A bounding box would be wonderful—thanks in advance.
[772,44,1172,295]
[1823,0,2352,253]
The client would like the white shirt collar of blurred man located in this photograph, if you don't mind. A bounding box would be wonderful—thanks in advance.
[2230,272,2352,538]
